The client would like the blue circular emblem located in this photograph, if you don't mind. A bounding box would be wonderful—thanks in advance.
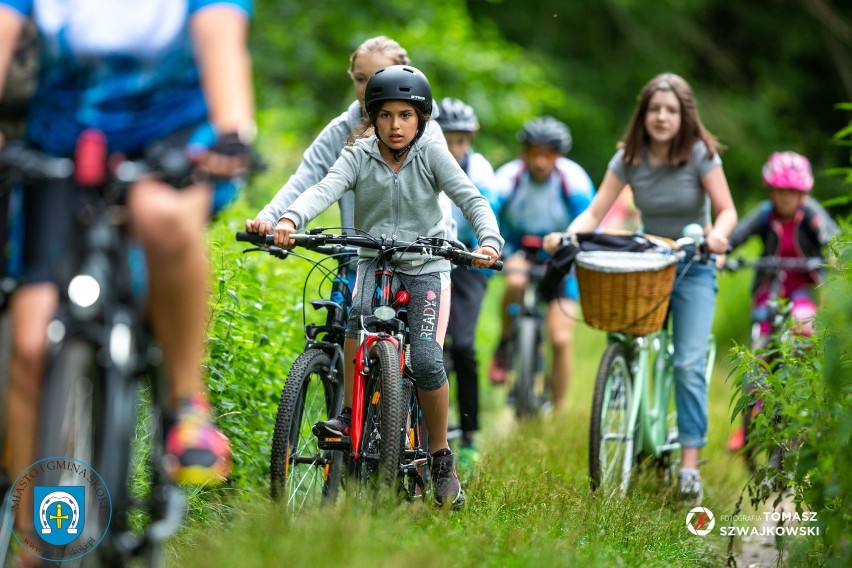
[4,457,112,562]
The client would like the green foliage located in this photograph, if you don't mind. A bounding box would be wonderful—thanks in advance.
[203,201,305,490]
[250,0,586,175]
[810,229,852,563]
[464,0,852,215]
[726,210,851,563]
[719,105,852,564]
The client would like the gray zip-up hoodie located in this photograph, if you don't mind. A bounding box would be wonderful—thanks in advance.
[256,99,456,238]
[282,134,504,274]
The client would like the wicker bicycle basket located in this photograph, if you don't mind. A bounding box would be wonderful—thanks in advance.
[575,250,678,336]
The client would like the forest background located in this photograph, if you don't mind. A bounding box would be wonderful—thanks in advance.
[249,0,852,218]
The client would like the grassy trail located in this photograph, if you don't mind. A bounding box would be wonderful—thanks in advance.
[164,202,778,567]
[168,320,752,567]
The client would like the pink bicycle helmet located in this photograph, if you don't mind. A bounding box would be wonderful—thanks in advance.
[761,151,813,192]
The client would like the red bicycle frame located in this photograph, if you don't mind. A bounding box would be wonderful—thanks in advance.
[348,267,409,461]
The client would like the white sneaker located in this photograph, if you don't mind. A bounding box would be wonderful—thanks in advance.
[678,468,703,506]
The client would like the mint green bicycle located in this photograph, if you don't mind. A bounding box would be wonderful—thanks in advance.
[582,227,716,496]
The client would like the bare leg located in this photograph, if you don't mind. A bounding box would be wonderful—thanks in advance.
[682,447,699,469]
[547,298,577,410]
[8,283,56,530]
[127,181,230,483]
[127,181,211,403]
[418,382,450,453]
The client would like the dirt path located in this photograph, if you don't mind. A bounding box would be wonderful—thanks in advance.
[731,491,797,567]
[736,537,782,567]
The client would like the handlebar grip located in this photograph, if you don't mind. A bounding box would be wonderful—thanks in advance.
[491,260,504,271]
[235,231,272,245]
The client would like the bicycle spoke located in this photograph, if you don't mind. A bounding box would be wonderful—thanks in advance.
[590,342,635,495]
[272,349,342,512]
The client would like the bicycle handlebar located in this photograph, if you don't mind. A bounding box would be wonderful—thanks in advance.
[0,137,262,187]
[236,229,503,271]
[557,224,715,262]
[235,231,274,246]
[0,140,194,186]
[235,230,357,259]
[0,143,75,180]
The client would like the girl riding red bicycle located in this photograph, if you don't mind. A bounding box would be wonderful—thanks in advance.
[270,65,502,509]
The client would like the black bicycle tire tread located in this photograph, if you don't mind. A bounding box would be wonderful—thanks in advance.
[37,339,107,567]
[269,348,340,505]
[363,341,404,490]
[0,311,12,464]
[513,317,539,418]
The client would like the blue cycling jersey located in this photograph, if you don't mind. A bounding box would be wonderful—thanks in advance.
[1,0,252,156]
[493,157,595,253]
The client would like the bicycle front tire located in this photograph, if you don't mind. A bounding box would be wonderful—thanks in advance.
[512,317,540,418]
[0,309,12,478]
[359,341,405,492]
[270,348,344,510]
[36,339,110,567]
[589,341,636,495]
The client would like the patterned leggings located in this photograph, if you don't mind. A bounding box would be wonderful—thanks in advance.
[347,260,451,391]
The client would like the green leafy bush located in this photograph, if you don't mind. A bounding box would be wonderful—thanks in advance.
[727,116,851,562]
[205,205,304,492]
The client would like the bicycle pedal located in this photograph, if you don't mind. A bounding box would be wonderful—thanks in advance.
[318,435,351,450]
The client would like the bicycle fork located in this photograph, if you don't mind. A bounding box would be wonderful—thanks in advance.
[349,334,403,461]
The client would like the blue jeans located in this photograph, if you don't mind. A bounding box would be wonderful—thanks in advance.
[670,259,717,449]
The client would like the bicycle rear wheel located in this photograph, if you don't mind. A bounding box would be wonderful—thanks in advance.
[589,341,636,495]
[358,341,405,492]
[270,348,343,510]
[511,317,540,418]
[399,374,429,500]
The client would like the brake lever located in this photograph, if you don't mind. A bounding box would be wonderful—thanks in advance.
[241,245,290,259]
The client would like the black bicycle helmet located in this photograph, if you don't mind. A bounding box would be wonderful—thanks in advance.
[364,65,433,116]
[436,97,479,133]
[518,116,572,154]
